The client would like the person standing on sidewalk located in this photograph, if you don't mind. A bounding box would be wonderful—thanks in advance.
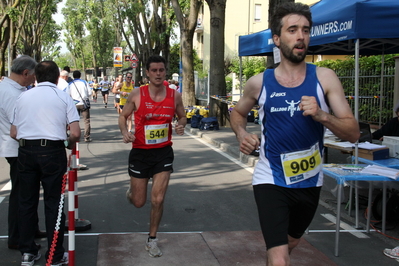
[0,55,48,251]
[68,70,92,142]
[118,55,186,258]
[10,60,80,266]
[230,3,359,266]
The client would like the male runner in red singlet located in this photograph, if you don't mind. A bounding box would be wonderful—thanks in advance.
[118,55,186,258]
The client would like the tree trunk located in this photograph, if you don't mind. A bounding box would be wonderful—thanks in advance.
[181,31,196,106]
[0,19,10,76]
[206,0,229,126]
[171,0,202,107]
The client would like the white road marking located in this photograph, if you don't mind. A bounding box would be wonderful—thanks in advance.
[0,180,11,204]
[1,180,11,192]
[321,213,370,238]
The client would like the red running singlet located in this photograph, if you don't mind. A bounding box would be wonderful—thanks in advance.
[133,85,175,149]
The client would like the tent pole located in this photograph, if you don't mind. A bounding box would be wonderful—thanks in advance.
[354,39,359,165]
[239,56,243,98]
[379,49,385,128]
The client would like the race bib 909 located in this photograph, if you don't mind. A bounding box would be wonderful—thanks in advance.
[280,142,322,185]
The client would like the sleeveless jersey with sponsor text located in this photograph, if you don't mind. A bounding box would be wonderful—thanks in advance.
[133,85,175,149]
[253,63,329,188]
[120,81,134,106]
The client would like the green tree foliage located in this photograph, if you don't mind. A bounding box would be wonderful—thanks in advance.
[20,0,61,61]
[86,0,117,76]
[169,43,203,79]
[115,0,176,81]
[228,56,267,80]
[63,0,88,70]
[0,0,61,75]
[62,0,117,76]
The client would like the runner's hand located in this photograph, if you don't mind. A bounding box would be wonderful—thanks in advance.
[299,96,321,117]
[239,133,259,155]
[175,124,185,135]
[122,131,135,143]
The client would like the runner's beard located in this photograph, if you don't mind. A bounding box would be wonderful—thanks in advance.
[279,41,307,64]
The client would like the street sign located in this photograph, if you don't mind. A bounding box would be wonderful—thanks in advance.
[131,53,138,62]
[131,62,138,68]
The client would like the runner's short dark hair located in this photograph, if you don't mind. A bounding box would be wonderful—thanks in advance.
[270,2,312,37]
[146,55,166,71]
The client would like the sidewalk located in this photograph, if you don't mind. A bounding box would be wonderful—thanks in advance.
[97,232,337,266]
[186,123,262,167]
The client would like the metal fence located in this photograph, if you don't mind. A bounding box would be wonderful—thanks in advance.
[338,67,395,125]
[194,66,396,125]
[195,72,209,103]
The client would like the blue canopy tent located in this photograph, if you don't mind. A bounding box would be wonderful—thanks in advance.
[238,29,274,57]
[309,0,399,55]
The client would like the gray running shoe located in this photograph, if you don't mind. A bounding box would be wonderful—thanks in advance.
[145,238,163,257]
[384,246,399,259]
[21,252,41,266]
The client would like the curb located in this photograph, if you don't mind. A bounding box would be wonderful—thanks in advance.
[187,127,259,167]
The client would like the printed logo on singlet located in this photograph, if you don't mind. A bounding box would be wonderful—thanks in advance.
[270,92,286,98]
[145,102,155,109]
[145,113,172,120]
[270,99,300,117]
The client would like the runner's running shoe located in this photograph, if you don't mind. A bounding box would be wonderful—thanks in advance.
[145,238,162,257]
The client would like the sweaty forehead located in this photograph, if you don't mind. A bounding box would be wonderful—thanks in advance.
[149,62,165,70]
[283,14,310,28]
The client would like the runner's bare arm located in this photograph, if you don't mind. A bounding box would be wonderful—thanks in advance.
[300,67,359,143]
[230,73,262,155]
[66,121,81,149]
[112,82,121,94]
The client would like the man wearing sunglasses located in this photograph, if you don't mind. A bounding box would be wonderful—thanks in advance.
[116,73,134,132]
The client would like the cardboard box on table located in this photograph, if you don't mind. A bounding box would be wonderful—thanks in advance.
[357,147,390,160]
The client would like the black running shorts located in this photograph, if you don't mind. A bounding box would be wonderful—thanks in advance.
[253,184,321,250]
[128,145,174,178]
